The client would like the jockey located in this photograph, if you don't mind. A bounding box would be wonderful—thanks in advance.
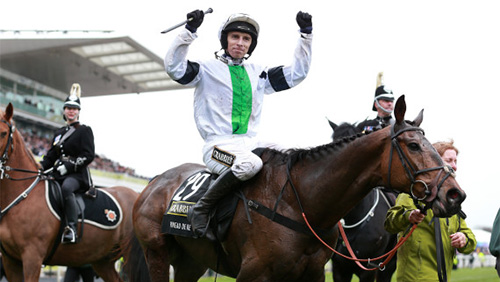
[165,10,313,239]
[357,72,395,133]
[40,83,95,244]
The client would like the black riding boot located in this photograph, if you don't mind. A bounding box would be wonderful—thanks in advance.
[187,170,241,240]
[62,193,78,244]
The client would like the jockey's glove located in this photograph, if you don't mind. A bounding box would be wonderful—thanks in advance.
[186,9,204,33]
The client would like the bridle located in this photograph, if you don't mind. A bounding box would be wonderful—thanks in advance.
[387,124,455,213]
[0,119,15,167]
[0,119,51,221]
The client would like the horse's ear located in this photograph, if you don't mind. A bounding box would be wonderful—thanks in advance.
[327,118,338,130]
[5,103,13,122]
[413,109,424,127]
[394,95,406,124]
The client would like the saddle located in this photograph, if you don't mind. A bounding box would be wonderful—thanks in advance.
[46,180,123,231]
[161,170,239,241]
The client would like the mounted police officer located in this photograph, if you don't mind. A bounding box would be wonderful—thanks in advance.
[40,83,95,244]
[357,72,395,133]
[165,10,313,239]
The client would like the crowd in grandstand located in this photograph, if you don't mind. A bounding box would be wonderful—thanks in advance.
[20,129,144,178]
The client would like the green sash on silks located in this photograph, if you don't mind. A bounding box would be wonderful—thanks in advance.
[229,65,252,134]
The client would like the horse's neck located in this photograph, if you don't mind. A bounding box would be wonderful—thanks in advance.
[295,131,387,226]
[12,135,38,170]
[1,136,39,196]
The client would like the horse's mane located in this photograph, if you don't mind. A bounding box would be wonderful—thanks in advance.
[261,127,373,169]
[15,129,39,166]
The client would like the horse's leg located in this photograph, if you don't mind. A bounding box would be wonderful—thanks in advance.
[172,251,207,282]
[92,259,122,282]
[20,252,44,282]
[331,263,353,282]
[375,258,396,282]
[134,208,172,282]
[143,246,173,281]
[357,271,376,282]
[2,254,24,282]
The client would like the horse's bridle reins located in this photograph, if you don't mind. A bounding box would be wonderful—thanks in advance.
[0,119,51,221]
[299,124,457,271]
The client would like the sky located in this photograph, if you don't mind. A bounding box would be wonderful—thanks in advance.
[2,0,500,230]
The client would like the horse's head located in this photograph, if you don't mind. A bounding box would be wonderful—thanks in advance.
[383,95,465,217]
[0,103,15,164]
[328,120,360,140]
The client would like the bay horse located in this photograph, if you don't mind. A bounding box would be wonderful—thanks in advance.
[131,95,466,281]
[0,103,143,282]
[328,121,397,282]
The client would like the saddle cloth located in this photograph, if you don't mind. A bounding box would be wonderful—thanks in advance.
[45,180,123,230]
[161,170,239,241]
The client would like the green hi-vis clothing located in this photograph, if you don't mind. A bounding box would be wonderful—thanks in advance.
[229,65,252,134]
[385,193,476,282]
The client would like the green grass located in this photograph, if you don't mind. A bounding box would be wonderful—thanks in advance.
[191,267,498,281]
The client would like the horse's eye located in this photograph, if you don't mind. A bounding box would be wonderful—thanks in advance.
[0,132,7,138]
[408,142,420,151]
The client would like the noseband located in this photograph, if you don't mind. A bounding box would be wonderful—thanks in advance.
[388,125,454,212]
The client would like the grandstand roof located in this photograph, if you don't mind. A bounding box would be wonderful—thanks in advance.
[0,30,185,96]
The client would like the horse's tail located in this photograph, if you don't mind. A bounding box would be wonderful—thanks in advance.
[121,230,151,282]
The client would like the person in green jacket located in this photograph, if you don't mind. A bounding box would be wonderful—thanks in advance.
[489,208,500,277]
[385,140,477,282]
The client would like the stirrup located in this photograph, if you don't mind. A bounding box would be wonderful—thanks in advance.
[61,226,77,244]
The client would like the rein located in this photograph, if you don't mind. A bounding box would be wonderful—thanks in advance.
[0,172,45,220]
[303,214,418,271]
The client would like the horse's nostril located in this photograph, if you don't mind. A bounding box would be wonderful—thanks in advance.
[447,188,465,204]
[449,190,459,199]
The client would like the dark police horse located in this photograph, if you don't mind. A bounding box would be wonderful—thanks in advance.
[328,120,397,282]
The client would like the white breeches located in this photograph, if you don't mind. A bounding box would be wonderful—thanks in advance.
[202,136,283,181]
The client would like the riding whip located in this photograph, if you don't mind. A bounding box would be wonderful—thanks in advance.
[161,8,213,34]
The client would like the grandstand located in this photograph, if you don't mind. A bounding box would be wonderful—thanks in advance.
[0,30,182,192]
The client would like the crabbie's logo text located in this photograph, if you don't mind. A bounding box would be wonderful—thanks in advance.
[211,146,235,167]
[167,201,192,216]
